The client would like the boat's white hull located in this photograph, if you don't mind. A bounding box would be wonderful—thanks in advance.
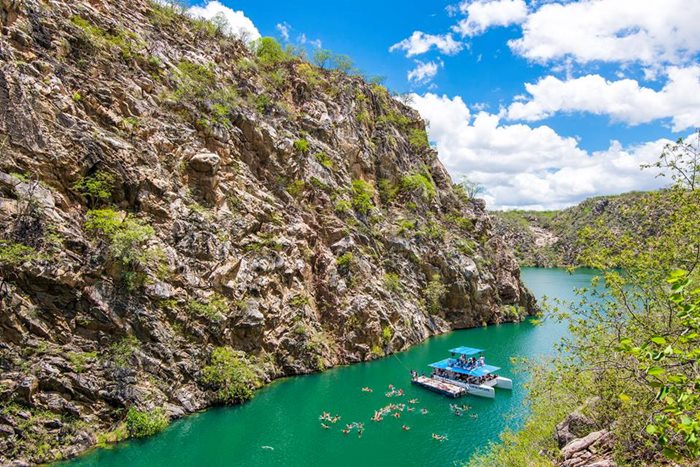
[495,376,513,390]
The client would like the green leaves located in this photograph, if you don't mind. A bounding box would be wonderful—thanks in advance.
[202,347,260,404]
[251,37,289,67]
[72,171,115,207]
[650,336,667,345]
[125,407,169,438]
[350,179,375,215]
[84,209,161,288]
[0,242,37,267]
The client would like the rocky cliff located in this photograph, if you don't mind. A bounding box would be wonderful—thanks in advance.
[0,0,534,463]
[492,191,670,267]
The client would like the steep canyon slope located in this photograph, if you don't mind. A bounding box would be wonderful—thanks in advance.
[492,191,671,267]
[0,0,534,463]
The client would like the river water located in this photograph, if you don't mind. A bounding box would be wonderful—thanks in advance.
[65,268,597,467]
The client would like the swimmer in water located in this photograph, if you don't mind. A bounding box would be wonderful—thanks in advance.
[421,408,429,415]
[402,425,411,431]
[321,423,330,429]
[392,412,401,418]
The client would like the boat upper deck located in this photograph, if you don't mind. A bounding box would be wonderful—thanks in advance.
[429,358,501,377]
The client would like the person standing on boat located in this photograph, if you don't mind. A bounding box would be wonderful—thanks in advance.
[478,356,485,367]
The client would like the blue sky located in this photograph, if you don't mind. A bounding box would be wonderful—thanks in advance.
[187,0,700,209]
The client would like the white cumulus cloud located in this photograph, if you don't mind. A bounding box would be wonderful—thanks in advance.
[453,0,528,37]
[389,31,464,57]
[509,0,700,65]
[188,1,260,41]
[410,93,671,209]
[276,22,291,41]
[506,66,700,132]
[408,60,442,84]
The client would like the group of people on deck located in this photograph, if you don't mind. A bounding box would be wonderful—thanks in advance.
[456,354,485,370]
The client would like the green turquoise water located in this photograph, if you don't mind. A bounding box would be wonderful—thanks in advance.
[65,268,596,467]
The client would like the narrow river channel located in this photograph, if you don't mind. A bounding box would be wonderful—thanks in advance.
[65,268,598,467]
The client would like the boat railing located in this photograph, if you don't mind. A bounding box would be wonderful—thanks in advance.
[431,369,499,386]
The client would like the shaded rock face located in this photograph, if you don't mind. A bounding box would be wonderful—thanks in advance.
[0,0,535,463]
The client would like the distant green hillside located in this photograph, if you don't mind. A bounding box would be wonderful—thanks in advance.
[492,191,670,267]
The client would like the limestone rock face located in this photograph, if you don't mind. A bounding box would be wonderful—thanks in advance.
[0,0,535,463]
[559,430,616,467]
[555,410,597,447]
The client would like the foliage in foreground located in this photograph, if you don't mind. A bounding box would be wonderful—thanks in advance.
[471,131,700,465]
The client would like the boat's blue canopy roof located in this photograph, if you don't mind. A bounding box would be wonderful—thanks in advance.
[449,346,484,356]
[429,358,500,377]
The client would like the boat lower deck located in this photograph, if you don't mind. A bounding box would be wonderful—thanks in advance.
[411,376,466,398]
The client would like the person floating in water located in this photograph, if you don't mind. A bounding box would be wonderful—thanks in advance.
[402,424,411,431]
[470,413,478,419]
[408,398,419,404]
[432,433,447,442]
[361,386,373,392]
[342,428,350,435]
[421,408,428,415]
[392,412,401,418]
[321,423,330,429]
[407,407,415,412]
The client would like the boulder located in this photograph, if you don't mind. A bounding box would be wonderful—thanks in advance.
[556,409,597,447]
[16,375,38,405]
[188,152,220,175]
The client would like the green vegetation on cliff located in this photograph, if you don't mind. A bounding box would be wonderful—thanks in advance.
[492,190,672,267]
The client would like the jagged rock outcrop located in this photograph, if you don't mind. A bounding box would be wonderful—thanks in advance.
[554,402,616,467]
[0,0,535,463]
[558,429,616,467]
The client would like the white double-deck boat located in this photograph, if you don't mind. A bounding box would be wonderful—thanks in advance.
[411,346,513,399]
